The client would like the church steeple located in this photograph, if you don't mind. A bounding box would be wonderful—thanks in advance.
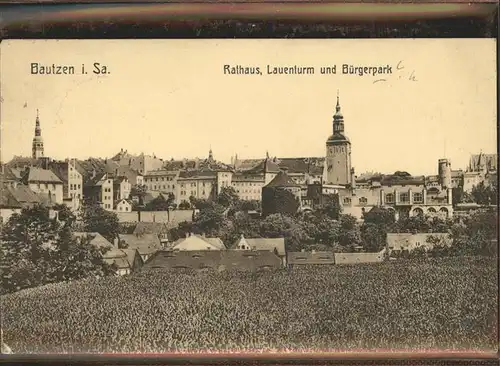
[208,146,214,162]
[32,109,44,159]
[333,90,345,135]
[325,91,352,186]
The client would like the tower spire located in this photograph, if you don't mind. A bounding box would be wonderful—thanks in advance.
[32,109,44,159]
[208,146,213,161]
[336,89,341,113]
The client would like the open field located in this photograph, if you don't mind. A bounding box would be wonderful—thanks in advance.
[1,257,497,353]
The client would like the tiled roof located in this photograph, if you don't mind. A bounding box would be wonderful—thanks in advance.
[275,157,325,175]
[119,233,162,256]
[6,156,43,169]
[143,250,282,271]
[73,232,113,248]
[245,158,281,174]
[171,235,226,250]
[103,247,141,269]
[380,174,425,186]
[0,166,19,182]
[178,170,218,179]
[1,186,54,208]
[233,237,286,256]
[144,170,178,177]
[48,161,75,183]
[133,222,168,235]
[288,251,335,265]
[333,250,386,264]
[23,167,63,184]
[265,171,300,188]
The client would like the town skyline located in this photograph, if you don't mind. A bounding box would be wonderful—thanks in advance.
[1,39,496,176]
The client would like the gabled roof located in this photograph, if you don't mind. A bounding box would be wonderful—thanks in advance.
[48,161,70,183]
[245,158,281,174]
[103,247,141,269]
[0,185,50,208]
[264,171,300,188]
[73,232,113,248]
[0,165,19,182]
[171,235,226,251]
[84,172,108,187]
[114,199,133,208]
[118,233,162,256]
[22,167,63,184]
[233,237,286,256]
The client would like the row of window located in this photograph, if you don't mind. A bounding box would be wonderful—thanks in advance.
[385,192,423,204]
[342,192,425,206]
[150,185,175,190]
[69,184,81,190]
[145,176,175,182]
[102,195,112,201]
[36,183,58,190]
[104,187,112,193]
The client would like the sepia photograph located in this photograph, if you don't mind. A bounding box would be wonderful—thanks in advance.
[0,39,497,355]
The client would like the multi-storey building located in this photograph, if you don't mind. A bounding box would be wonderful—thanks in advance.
[462,152,497,193]
[113,176,132,201]
[111,149,164,175]
[49,159,83,211]
[83,172,114,210]
[20,167,64,205]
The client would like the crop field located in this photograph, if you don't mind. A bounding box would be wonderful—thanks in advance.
[1,257,497,354]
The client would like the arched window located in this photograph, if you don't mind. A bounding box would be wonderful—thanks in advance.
[385,193,394,204]
[413,208,424,217]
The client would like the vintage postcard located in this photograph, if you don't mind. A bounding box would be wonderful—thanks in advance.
[0,39,497,355]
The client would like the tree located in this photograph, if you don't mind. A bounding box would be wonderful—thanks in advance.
[360,223,387,253]
[192,203,227,236]
[130,184,148,205]
[47,226,114,282]
[338,214,361,250]
[145,193,174,211]
[216,186,240,208]
[259,213,311,252]
[363,207,396,228]
[1,205,58,292]
[471,181,497,205]
[168,221,194,242]
[1,205,113,295]
[316,194,342,220]
[80,203,120,243]
[178,200,191,210]
[452,186,464,206]
[262,187,299,217]
[53,203,76,226]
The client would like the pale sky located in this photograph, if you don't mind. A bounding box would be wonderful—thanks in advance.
[1,39,496,176]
